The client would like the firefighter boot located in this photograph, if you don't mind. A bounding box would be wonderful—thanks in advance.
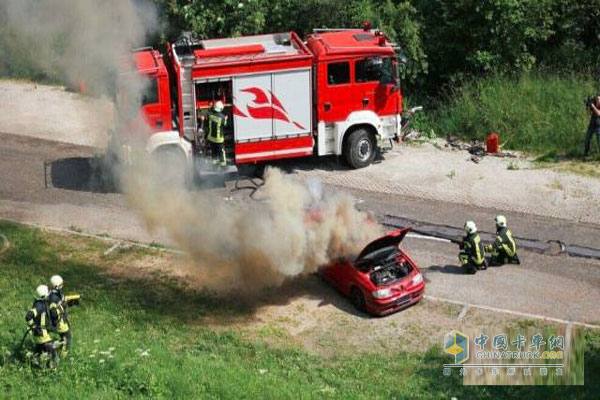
[459,252,477,274]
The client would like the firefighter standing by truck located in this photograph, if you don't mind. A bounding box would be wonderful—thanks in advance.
[25,285,58,367]
[459,221,488,274]
[202,100,228,167]
[48,275,72,357]
[485,215,520,265]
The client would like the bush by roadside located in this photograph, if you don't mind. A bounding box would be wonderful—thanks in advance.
[420,73,598,157]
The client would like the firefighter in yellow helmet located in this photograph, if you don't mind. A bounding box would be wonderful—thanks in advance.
[25,285,58,367]
[48,275,72,357]
[485,215,520,265]
[458,221,487,274]
[205,100,228,167]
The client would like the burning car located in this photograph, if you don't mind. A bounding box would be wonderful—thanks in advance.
[319,228,425,316]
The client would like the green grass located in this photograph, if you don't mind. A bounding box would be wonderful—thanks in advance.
[421,73,597,157]
[0,220,599,398]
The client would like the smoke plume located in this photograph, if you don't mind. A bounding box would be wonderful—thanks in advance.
[123,160,382,292]
[1,0,156,96]
[2,0,383,293]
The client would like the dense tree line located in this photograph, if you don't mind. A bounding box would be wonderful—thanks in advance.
[153,0,600,95]
[1,0,599,98]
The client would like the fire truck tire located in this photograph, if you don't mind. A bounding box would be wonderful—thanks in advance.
[343,128,376,169]
[153,146,190,188]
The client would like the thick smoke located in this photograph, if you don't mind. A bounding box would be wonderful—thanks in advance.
[2,0,383,293]
[124,160,382,292]
[1,0,156,96]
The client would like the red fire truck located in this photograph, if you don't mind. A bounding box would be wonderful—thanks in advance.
[122,25,406,173]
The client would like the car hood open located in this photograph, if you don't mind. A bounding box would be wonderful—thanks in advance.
[355,228,410,262]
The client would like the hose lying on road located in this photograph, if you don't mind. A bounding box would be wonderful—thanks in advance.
[383,214,600,261]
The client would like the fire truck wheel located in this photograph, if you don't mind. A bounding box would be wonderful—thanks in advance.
[153,147,190,188]
[343,128,376,169]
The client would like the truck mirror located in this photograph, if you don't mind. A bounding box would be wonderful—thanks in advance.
[397,52,408,65]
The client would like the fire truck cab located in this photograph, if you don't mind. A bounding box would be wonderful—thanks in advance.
[126,26,403,171]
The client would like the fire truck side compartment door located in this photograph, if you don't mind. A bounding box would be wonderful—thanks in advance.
[272,69,312,137]
[233,74,273,141]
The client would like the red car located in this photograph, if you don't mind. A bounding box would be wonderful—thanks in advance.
[319,228,425,316]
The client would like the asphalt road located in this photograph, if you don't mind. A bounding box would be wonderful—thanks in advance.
[1,132,599,326]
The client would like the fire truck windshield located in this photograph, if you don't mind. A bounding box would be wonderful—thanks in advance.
[356,56,395,85]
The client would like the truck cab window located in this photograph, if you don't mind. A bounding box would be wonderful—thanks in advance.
[141,78,158,105]
[356,57,394,84]
[327,62,350,85]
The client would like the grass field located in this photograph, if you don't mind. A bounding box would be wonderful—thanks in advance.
[0,221,598,399]
[420,73,598,158]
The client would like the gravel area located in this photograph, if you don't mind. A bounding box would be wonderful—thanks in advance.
[293,142,600,225]
[0,79,112,147]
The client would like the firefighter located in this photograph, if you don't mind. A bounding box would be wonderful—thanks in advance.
[48,275,72,357]
[204,100,228,167]
[25,285,58,367]
[485,215,520,265]
[458,221,487,274]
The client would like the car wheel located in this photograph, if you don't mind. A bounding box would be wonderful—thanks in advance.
[350,287,366,312]
[343,128,376,169]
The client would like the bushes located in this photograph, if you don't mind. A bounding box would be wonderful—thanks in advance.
[423,73,597,155]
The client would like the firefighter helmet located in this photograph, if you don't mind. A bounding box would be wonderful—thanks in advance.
[464,220,477,234]
[36,285,49,299]
[213,100,224,112]
[495,215,507,228]
[50,275,63,288]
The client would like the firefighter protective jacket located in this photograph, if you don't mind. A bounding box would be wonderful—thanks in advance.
[206,110,227,144]
[462,233,486,266]
[492,227,517,257]
[49,289,70,334]
[25,299,52,344]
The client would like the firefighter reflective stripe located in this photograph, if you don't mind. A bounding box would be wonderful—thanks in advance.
[472,235,485,264]
[494,228,517,256]
[207,113,225,144]
[49,292,70,334]
[502,229,517,256]
[35,311,51,344]
[27,300,52,344]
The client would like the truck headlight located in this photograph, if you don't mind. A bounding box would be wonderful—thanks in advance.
[412,273,423,285]
[372,288,392,299]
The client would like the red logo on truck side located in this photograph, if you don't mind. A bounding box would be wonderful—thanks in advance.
[233,87,305,130]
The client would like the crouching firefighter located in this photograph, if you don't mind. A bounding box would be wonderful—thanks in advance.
[485,215,520,265]
[25,285,58,367]
[459,221,488,274]
[205,100,228,167]
[48,275,73,357]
